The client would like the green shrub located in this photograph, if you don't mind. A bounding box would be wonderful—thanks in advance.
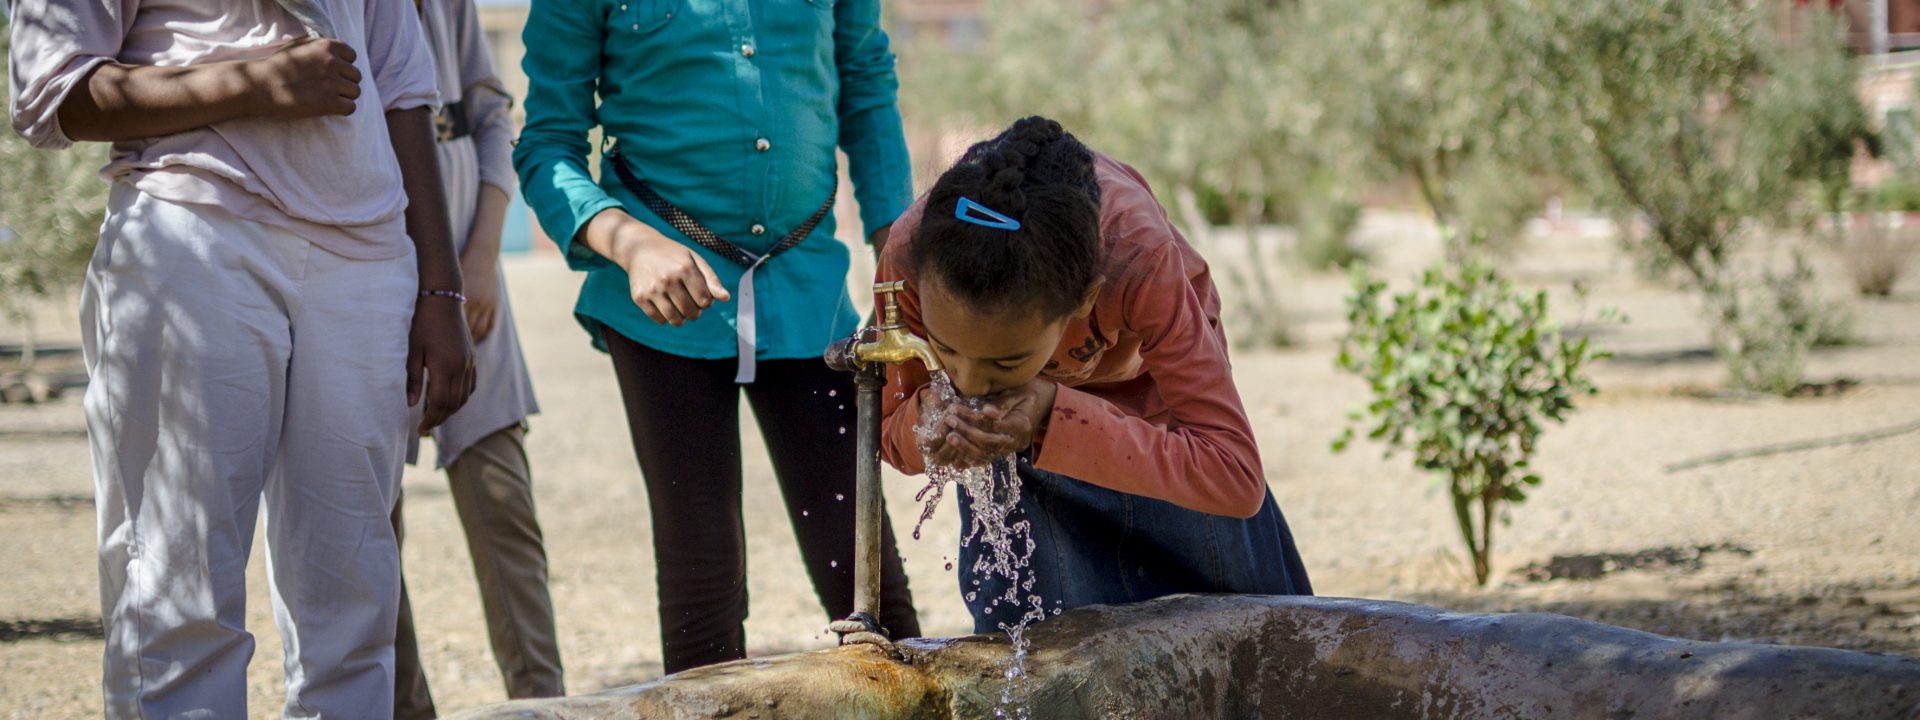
[1712,253,1854,394]
[1872,176,1920,213]
[1293,173,1366,272]
[1334,261,1609,586]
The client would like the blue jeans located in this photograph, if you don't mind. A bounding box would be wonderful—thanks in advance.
[957,457,1312,633]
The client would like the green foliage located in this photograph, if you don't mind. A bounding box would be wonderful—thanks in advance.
[898,0,1320,347]
[1334,262,1609,585]
[1293,173,1366,272]
[0,18,109,352]
[1502,0,1867,393]
[1714,253,1854,394]
[1872,175,1920,212]
[1298,0,1542,261]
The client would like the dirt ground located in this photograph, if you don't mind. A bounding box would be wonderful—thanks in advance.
[1,213,1916,718]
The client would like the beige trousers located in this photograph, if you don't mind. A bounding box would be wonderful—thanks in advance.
[392,423,563,719]
[85,186,415,719]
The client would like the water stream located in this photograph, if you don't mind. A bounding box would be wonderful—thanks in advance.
[912,372,1047,719]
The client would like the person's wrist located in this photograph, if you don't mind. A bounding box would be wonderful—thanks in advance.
[460,247,499,276]
[418,289,467,305]
[610,218,665,270]
[1035,380,1059,417]
[226,60,270,117]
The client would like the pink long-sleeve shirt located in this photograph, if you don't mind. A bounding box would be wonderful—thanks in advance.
[7,0,440,259]
[877,154,1269,519]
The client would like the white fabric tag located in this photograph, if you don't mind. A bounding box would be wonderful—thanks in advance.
[734,258,768,384]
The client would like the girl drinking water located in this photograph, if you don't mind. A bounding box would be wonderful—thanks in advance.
[877,117,1312,630]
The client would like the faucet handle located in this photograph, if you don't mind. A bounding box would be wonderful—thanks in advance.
[872,280,907,327]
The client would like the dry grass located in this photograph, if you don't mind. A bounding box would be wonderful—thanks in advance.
[1839,220,1920,297]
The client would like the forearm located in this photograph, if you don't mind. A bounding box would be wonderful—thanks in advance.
[463,184,511,267]
[579,207,645,269]
[388,107,463,292]
[1032,388,1267,519]
[57,61,264,142]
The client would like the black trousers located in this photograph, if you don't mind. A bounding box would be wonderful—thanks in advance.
[607,331,920,674]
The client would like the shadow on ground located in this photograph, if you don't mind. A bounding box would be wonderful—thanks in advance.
[0,617,103,643]
[1411,570,1920,656]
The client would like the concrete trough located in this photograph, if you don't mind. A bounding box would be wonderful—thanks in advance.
[448,594,1920,720]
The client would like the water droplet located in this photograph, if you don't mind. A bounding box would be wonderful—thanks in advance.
[893,392,906,400]
[830,560,838,568]
[801,510,809,517]
[945,562,954,571]
[838,404,845,410]
[828,389,838,397]
[965,592,976,601]
[835,493,845,501]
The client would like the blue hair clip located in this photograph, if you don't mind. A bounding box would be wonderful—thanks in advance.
[955,197,1022,232]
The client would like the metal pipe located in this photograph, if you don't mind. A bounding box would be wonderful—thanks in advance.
[825,282,942,648]
[851,363,886,627]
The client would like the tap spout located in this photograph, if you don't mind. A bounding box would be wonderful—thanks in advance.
[823,281,944,373]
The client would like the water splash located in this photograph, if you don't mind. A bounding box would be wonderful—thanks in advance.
[912,371,1045,720]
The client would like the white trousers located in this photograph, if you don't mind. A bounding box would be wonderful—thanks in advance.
[83,186,416,719]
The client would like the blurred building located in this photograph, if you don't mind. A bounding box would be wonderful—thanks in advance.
[1783,0,1920,53]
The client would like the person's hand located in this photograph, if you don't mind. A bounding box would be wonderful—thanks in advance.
[243,37,362,119]
[460,251,501,344]
[408,297,477,433]
[606,214,731,326]
[922,379,1057,468]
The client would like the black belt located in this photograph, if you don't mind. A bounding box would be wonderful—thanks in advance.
[605,141,836,384]
[605,143,834,268]
[434,98,471,143]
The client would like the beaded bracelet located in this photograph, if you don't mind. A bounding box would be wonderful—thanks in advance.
[419,289,467,304]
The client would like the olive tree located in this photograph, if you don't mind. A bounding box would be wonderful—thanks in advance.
[1501,0,1867,392]
[0,18,109,370]
[1298,0,1545,261]
[898,0,1324,347]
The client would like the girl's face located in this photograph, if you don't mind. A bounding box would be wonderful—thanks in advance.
[919,276,1093,398]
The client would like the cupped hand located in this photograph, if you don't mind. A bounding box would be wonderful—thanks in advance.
[920,379,1057,468]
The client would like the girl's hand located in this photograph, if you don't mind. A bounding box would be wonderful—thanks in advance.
[603,213,731,326]
[925,379,1058,468]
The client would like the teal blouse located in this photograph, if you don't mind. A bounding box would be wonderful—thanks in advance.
[512,0,913,358]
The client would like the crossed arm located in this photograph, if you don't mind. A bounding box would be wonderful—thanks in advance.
[51,37,475,429]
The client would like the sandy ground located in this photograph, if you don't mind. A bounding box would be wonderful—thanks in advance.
[1,213,1917,718]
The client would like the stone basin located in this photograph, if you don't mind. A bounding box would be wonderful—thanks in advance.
[447,594,1920,720]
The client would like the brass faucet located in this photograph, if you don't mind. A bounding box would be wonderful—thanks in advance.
[828,281,943,373]
[822,280,940,651]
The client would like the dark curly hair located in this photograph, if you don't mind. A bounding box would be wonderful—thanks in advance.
[909,116,1103,320]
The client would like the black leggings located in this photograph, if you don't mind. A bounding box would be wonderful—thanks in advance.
[607,331,920,673]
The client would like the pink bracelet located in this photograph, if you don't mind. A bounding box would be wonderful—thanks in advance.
[419,289,467,304]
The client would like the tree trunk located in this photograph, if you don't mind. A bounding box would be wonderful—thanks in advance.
[1449,484,1486,586]
[20,313,36,373]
